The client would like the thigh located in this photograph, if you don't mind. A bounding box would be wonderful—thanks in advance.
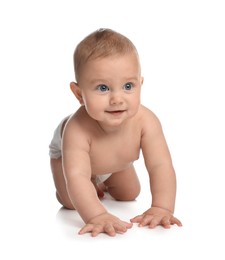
[104,164,141,201]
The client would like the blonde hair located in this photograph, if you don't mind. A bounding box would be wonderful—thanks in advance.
[73,28,139,82]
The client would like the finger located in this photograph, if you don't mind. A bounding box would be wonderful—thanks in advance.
[148,216,162,229]
[122,221,133,229]
[161,216,171,229]
[170,216,183,227]
[91,225,104,237]
[104,224,116,237]
[113,223,130,234]
[137,214,154,227]
[130,215,144,223]
[78,224,94,235]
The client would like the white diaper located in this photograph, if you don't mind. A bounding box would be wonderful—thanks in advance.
[49,116,69,159]
[95,173,112,184]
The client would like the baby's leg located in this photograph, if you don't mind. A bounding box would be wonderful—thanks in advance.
[104,164,141,201]
[50,157,74,209]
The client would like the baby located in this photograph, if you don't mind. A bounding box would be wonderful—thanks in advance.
[49,28,182,237]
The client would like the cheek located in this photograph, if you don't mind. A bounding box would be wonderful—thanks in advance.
[130,94,141,107]
[83,96,105,113]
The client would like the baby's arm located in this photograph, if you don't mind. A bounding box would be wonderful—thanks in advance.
[62,119,132,236]
[131,108,182,228]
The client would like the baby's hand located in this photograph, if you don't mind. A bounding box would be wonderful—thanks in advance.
[79,212,133,237]
[130,207,182,229]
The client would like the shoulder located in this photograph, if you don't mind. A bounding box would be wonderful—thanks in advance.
[63,106,101,143]
[136,105,164,145]
[138,106,168,154]
[65,106,94,131]
[138,105,162,128]
[62,107,93,146]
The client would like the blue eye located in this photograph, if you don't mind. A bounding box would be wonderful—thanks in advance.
[97,84,110,92]
[123,82,133,91]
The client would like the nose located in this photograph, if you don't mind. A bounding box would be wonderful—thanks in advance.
[109,92,123,106]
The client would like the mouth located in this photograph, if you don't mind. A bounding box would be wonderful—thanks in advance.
[105,110,126,115]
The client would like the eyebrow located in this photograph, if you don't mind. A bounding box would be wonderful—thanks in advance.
[124,77,139,82]
[88,79,110,86]
[89,77,139,84]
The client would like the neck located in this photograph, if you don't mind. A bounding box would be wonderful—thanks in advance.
[96,120,127,135]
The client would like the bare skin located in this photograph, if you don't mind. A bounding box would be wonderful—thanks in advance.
[50,53,182,237]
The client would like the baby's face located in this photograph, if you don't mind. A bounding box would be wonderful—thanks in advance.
[78,53,143,128]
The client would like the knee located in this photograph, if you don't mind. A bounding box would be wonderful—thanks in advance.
[56,192,75,210]
[108,184,141,201]
[121,186,141,201]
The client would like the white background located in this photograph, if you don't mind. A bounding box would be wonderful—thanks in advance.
[0,0,225,259]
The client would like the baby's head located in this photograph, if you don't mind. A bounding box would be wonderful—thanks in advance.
[73,28,140,83]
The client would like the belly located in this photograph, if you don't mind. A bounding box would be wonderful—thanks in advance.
[90,150,140,175]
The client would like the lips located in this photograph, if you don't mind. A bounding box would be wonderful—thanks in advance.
[105,110,125,115]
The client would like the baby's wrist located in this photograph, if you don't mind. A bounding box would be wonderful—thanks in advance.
[86,210,108,223]
[151,205,174,214]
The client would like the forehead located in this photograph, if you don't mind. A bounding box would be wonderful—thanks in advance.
[81,53,141,77]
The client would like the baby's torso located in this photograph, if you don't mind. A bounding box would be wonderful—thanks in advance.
[66,105,147,176]
[89,124,141,175]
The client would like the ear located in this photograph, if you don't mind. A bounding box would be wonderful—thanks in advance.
[70,82,84,105]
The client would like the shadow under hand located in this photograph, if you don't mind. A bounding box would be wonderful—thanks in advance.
[56,207,83,238]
